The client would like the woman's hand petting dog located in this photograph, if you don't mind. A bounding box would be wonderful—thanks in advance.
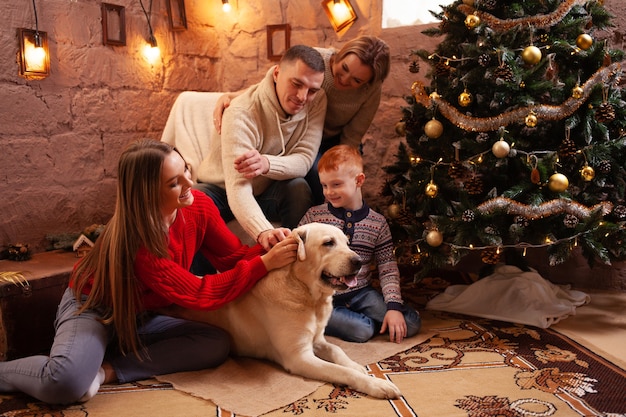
[261,236,298,271]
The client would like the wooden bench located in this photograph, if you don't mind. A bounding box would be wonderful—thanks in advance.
[0,250,76,361]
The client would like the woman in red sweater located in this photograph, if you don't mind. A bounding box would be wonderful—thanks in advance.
[0,139,297,404]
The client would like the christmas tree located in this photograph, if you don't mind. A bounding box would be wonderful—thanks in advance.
[385,0,626,280]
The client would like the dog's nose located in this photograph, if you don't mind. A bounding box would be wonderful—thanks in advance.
[350,256,362,267]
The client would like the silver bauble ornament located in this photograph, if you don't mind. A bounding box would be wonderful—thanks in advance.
[492,140,510,158]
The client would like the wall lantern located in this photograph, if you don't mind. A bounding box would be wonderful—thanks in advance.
[321,0,357,32]
[222,0,232,13]
[140,0,160,64]
[17,28,50,79]
[18,0,50,79]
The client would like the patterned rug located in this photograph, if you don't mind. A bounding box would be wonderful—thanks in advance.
[1,276,624,417]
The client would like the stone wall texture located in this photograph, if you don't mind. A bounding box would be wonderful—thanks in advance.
[1,0,624,288]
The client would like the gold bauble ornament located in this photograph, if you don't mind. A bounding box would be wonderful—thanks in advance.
[424,119,443,139]
[491,140,510,158]
[576,34,593,50]
[387,203,401,219]
[425,182,439,198]
[458,89,473,107]
[580,165,595,182]
[548,173,569,192]
[426,230,444,247]
[464,14,481,30]
[429,91,440,100]
[522,45,542,65]
[525,112,538,127]
[395,121,406,136]
[572,85,584,99]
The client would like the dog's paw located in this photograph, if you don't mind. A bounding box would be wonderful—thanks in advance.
[347,361,368,374]
[365,378,402,399]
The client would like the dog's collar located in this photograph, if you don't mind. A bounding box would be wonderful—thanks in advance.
[327,202,370,242]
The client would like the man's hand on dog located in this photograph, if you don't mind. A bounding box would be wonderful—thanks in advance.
[257,228,291,251]
[260,235,298,271]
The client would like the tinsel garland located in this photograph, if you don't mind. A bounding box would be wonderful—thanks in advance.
[411,62,621,132]
[475,197,613,219]
[458,0,589,31]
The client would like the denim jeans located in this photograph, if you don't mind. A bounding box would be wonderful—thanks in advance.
[325,286,422,343]
[0,288,230,404]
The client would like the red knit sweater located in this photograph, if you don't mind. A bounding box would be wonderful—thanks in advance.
[79,190,268,311]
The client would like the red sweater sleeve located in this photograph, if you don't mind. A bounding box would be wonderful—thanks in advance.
[134,190,268,311]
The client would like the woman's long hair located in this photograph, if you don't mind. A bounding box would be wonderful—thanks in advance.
[72,139,174,357]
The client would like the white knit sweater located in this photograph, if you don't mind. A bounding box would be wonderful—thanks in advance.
[197,68,327,241]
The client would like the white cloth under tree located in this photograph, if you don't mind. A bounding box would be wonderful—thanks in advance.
[426,264,590,328]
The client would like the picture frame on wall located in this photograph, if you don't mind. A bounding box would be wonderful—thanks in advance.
[101,3,126,46]
[266,24,291,61]
[167,0,188,31]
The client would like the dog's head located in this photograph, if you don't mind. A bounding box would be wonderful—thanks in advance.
[291,223,362,291]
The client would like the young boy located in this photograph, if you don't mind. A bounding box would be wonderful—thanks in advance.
[298,145,421,343]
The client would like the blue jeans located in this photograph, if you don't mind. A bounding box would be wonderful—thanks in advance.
[325,286,421,343]
[194,178,312,230]
[0,288,230,404]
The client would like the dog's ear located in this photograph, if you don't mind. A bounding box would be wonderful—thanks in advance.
[293,228,307,261]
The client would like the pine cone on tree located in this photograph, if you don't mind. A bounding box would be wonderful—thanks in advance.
[435,61,453,78]
[613,205,626,219]
[563,214,579,228]
[409,60,420,73]
[595,102,616,123]
[478,53,491,67]
[465,176,484,195]
[598,160,612,174]
[493,64,515,83]
[481,248,500,264]
[448,162,467,179]
[462,210,475,222]
[558,137,577,159]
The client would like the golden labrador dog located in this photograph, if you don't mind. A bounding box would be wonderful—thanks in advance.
[175,223,401,399]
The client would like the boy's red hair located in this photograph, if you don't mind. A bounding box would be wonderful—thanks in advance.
[317,145,363,176]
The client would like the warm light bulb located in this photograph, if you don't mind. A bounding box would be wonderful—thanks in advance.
[331,0,349,20]
[24,40,47,72]
[143,43,160,64]
[222,0,231,12]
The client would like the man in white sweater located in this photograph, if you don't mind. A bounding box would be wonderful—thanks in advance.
[195,45,327,250]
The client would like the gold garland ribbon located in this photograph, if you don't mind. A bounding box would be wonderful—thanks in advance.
[457,0,590,31]
[411,62,621,132]
[475,197,613,220]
